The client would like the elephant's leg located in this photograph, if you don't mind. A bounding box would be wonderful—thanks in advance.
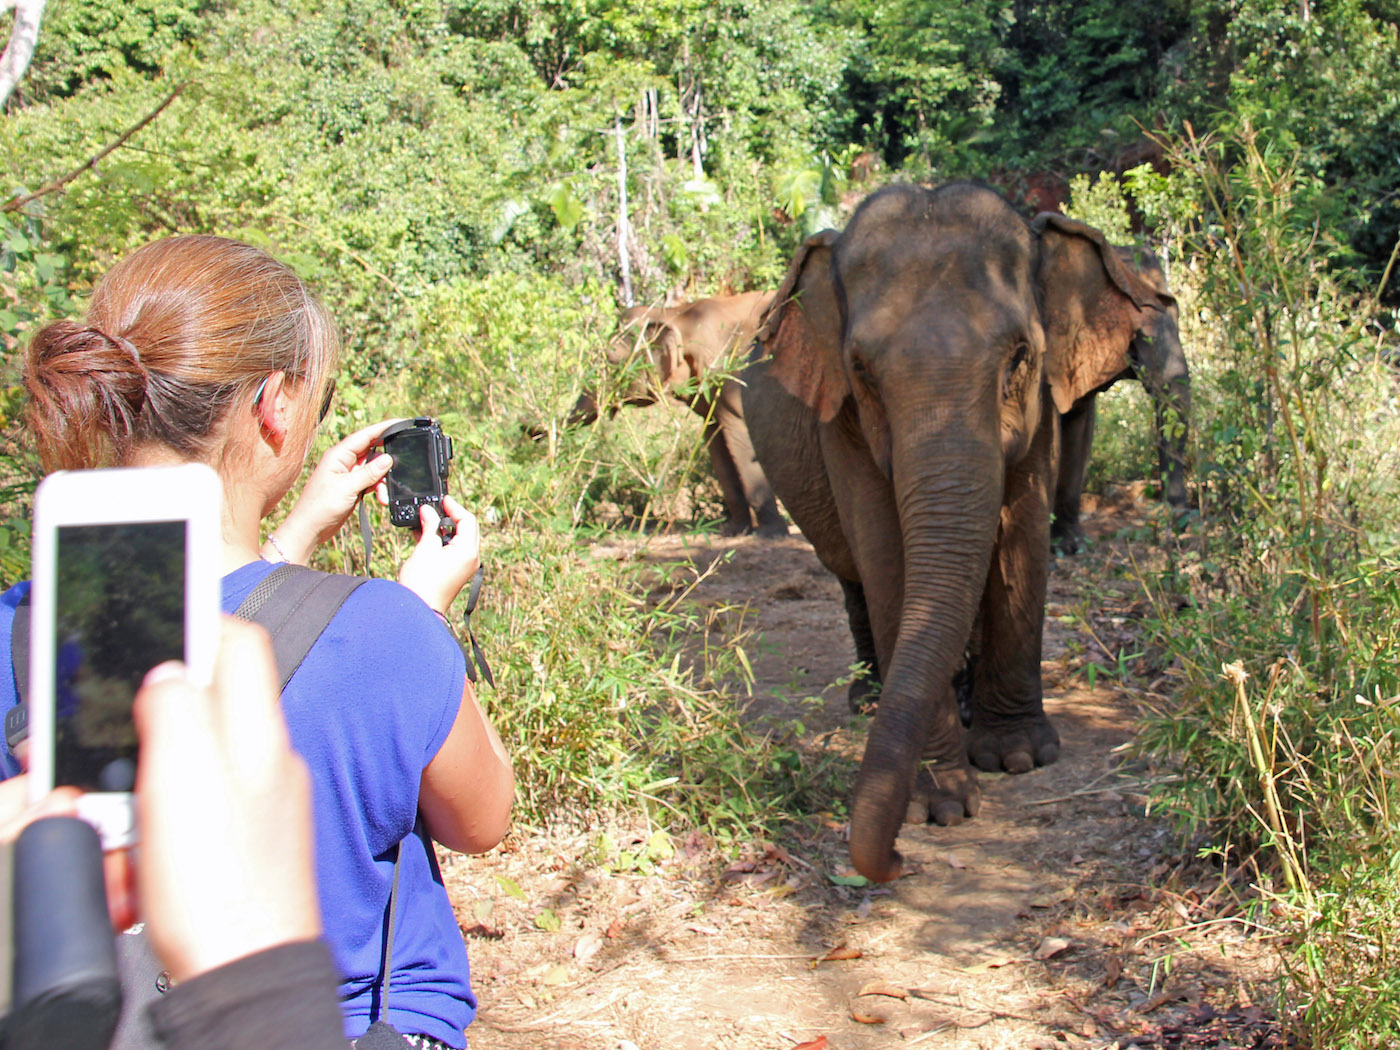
[712,385,788,538]
[966,409,1060,775]
[699,412,756,536]
[1052,396,1096,555]
[839,577,882,712]
[742,359,853,575]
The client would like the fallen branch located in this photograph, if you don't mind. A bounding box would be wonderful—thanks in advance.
[3,82,188,213]
[1026,780,1149,806]
[668,951,818,962]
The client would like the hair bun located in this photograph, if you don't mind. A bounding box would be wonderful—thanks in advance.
[24,319,150,470]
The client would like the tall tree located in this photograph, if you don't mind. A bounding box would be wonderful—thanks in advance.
[0,0,45,107]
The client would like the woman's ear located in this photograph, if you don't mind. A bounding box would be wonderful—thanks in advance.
[254,371,291,446]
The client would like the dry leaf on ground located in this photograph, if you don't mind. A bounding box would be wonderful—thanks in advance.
[959,955,1019,974]
[1033,936,1072,960]
[814,944,863,964]
[573,931,603,966]
[857,980,909,1000]
[1030,886,1075,908]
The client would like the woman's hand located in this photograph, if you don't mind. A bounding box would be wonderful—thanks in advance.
[265,419,400,564]
[398,495,481,616]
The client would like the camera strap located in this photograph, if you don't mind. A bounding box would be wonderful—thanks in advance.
[355,498,495,689]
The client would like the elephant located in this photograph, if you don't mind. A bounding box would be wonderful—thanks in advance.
[741,182,1176,882]
[566,292,788,537]
[1052,242,1190,554]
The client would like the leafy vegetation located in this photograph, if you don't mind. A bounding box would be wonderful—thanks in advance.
[4,0,1400,1036]
[1124,125,1400,1045]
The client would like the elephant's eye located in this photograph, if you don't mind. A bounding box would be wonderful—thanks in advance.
[849,355,875,387]
[1002,343,1029,400]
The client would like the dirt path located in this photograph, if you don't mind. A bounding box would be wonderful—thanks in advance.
[447,493,1285,1050]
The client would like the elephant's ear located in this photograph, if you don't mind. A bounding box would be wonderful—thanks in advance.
[648,321,689,386]
[1113,243,1179,313]
[1033,213,1166,415]
[754,230,846,424]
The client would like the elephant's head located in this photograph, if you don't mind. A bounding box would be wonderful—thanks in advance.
[757,183,1168,882]
[1111,243,1191,510]
[565,308,689,426]
[607,308,693,394]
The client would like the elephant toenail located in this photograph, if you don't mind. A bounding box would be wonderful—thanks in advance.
[1003,750,1034,774]
[971,751,1000,772]
[932,801,966,826]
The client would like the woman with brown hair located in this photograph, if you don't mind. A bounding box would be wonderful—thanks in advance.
[1,234,514,1049]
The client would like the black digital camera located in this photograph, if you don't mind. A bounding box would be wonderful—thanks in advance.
[378,418,454,532]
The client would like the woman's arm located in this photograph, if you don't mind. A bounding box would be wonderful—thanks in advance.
[419,676,514,854]
[265,419,399,565]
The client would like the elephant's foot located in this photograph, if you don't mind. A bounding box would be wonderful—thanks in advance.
[847,672,881,715]
[1050,522,1085,556]
[754,517,790,539]
[719,516,753,538]
[966,715,1060,774]
[905,763,982,826]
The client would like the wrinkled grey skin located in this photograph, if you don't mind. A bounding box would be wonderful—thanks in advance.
[1052,243,1190,554]
[741,183,1173,883]
[568,292,787,537]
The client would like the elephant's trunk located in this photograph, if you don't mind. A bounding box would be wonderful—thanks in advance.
[848,424,1004,883]
[1150,313,1191,511]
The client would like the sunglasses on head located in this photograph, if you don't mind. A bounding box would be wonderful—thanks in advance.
[252,374,336,424]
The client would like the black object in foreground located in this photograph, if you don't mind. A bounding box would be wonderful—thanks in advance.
[7,816,121,1050]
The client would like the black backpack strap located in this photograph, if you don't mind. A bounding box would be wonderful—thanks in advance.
[233,564,369,690]
[10,596,29,702]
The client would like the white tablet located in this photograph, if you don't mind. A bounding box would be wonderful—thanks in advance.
[27,463,222,849]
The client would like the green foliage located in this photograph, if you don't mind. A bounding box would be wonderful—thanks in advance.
[1131,123,1400,1041]
[1063,173,1133,243]
[25,0,212,100]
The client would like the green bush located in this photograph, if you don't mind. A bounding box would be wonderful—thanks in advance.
[1130,121,1400,1044]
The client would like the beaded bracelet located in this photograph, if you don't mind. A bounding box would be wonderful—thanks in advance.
[262,533,291,564]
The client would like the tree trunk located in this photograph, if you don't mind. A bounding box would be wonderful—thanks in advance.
[614,115,634,308]
[0,0,46,109]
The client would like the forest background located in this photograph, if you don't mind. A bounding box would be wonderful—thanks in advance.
[2,0,1400,1043]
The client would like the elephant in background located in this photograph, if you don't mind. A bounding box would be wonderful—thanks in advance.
[741,182,1176,882]
[1052,240,1190,553]
[566,292,788,537]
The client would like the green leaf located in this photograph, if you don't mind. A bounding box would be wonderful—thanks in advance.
[495,875,527,901]
[535,908,562,931]
[491,199,530,244]
[544,182,585,231]
[661,232,688,272]
[828,873,869,887]
[679,178,721,206]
